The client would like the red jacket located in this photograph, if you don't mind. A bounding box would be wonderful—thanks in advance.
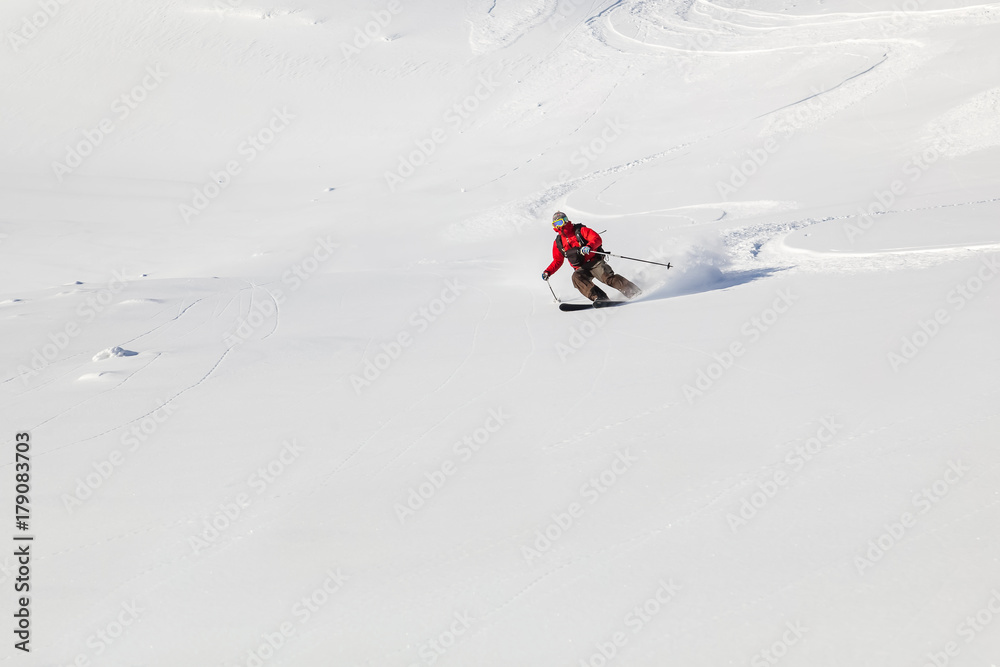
[545,224,603,274]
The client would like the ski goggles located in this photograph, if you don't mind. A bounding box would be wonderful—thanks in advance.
[552,216,569,227]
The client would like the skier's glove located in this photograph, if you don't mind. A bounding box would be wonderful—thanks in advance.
[580,246,591,256]
[542,271,550,281]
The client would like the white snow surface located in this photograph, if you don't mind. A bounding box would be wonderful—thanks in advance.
[2,1,1000,665]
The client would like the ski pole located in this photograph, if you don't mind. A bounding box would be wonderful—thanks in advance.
[546,280,560,303]
[591,250,672,269]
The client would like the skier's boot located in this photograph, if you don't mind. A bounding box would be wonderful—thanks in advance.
[609,274,641,299]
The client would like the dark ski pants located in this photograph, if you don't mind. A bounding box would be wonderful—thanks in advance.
[572,260,641,301]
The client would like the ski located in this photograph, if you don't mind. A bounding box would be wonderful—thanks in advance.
[558,300,627,311]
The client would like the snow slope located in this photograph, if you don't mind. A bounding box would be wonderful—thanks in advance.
[2,1,999,665]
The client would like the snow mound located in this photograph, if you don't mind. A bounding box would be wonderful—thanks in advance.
[77,371,116,381]
[92,346,137,361]
[119,298,165,305]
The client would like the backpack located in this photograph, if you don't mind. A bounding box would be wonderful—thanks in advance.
[555,225,601,268]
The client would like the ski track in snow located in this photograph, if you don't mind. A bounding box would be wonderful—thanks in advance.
[24,353,164,435]
[592,0,1000,57]
[24,275,299,648]
[732,195,1000,276]
[452,30,907,243]
[450,0,999,264]
[4,280,275,463]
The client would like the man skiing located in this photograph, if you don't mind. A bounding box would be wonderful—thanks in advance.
[542,211,641,302]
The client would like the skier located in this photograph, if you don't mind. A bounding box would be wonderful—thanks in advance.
[542,211,641,302]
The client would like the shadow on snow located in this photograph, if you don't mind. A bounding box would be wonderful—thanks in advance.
[639,266,788,302]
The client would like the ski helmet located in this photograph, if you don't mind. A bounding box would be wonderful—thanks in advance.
[552,211,569,229]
